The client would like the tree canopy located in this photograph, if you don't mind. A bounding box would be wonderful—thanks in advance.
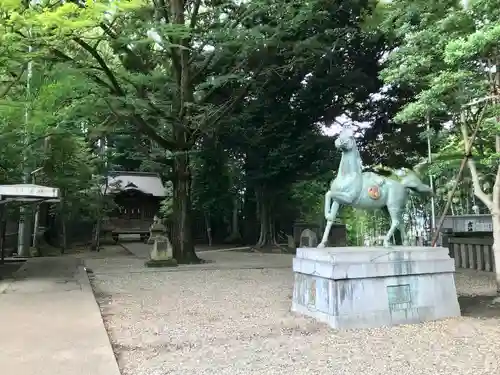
[0,0,470,262]
[380,0,500,290]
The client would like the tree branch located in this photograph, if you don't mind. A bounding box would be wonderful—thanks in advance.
[189,4,255,81]
[72,32,177,153]
[192,10,256,81]
[118,75,172,119]
[462,95,500,108]
[0,66,26,99]
[461,109,492,209]
[95,23,171,121]
[431,106,487,246]
[69,36,175,150]
[494,134,500,211]
[26,131,73,148]
[154,0,182,84]
[196,59,247,106]
[189,0,202,29]
[48,48,116,93]
[73,37,125,96]
[467,158,492,210]
[203,63,267,131]
[106,101,178,151]
[170,0,194,126]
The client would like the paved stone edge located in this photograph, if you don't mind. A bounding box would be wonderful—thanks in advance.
[76,265,94,293]
[76,265,122,375]
[0,279,11,294]
[0,260,26,294]
[91,265,292,275]
[120,242,254,259]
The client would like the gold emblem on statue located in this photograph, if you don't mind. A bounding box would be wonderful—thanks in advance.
[368,186,381,200]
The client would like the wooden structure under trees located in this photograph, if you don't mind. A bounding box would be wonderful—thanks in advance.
[101,172,167,242]
[0,184,60,259]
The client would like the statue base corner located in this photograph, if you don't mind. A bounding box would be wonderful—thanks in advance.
[292,245,460,329]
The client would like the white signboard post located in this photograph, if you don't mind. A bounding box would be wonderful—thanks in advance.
[0,184,60,199]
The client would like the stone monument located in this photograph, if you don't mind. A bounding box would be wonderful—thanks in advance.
[293,221,347,248]
[299,228,318,247]
[291,129,461,329]
[147,216,163,244]
[144,218,177,268]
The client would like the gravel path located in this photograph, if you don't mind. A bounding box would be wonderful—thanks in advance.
[89,251,500,375]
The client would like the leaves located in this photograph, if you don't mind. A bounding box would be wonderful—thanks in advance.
[2,0,474,249]
[445,24,500,64]
[380,0,500,220]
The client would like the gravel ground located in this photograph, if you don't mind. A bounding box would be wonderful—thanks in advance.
[89,251,500,375]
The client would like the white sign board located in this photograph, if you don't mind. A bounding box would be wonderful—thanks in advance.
[443,214,492,233]
[0,184,60,198]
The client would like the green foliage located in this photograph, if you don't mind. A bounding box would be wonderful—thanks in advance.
[380,0,500,221]
[381,0,500,119]
[0,0,437,251]
[191,140,232,216]
[289,179,326,224]
[340,207,374,246]
[220,0,391,215]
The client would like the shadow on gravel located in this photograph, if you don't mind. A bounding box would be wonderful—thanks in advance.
[459,295,500,319]
[231,245,296,254]
[0,262,25,280]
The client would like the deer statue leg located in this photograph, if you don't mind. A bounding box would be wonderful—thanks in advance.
[318,201,340,248]
[323,191,332,220]
[384,207,403,247]
[383,220,398,247]
[399,221,406,246]
[318,191,333,249]
[329,190,358,206]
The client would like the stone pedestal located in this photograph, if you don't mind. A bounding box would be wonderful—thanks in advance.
[291,246,461,329]
[145,234,177,268]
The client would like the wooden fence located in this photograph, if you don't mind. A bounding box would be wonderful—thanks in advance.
[447,236,495,272]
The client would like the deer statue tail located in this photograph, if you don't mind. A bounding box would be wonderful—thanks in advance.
[397,168,433,195]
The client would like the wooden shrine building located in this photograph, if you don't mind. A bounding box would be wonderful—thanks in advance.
[102,171,167,242]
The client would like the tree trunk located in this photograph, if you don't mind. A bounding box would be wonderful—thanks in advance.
[493,209,500,294]
[0,206,5,264]
[242,185,257,243]
[92,219,101,251]
[61,215,67,254]
[255,185,277,248]
[59,193,67,253]
[91,191,104,251]
[225,197,241,242]
[231,198,240,238]
[492,135,500,295]
[469,134,500,299]
[204,211,212,247]
[171,152,200,263]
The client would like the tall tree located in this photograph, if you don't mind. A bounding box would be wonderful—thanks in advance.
[2,0,347,262]
[221,0,394,247]
[381,0,500,297]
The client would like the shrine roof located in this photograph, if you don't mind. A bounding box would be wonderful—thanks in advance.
[104,171,168,197]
